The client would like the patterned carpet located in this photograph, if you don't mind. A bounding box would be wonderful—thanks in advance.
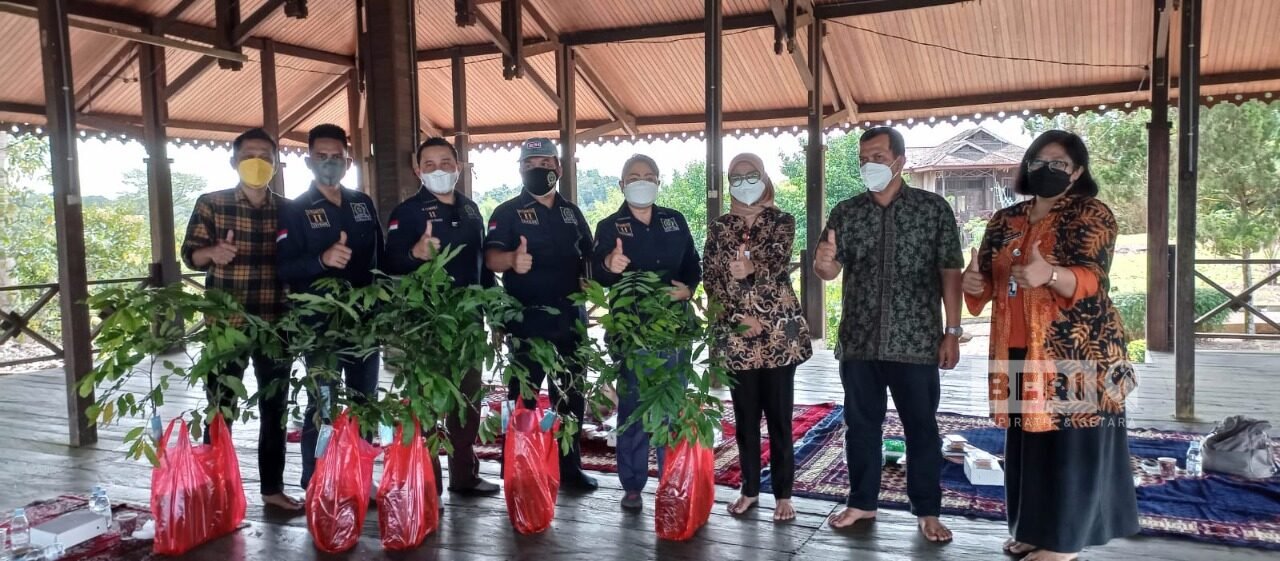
[476,387,837,487]
[770,406,1280,551]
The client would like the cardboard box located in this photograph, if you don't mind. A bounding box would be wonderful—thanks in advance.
[964,453,1005,486]
[943,434,969,453]
[30,510,108,550]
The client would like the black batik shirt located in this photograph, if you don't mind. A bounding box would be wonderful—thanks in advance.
[823,185,964,365]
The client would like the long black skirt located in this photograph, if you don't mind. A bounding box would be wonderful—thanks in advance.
[1004,354,1141,552]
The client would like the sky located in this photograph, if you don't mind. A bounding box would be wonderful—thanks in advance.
[63,117,1033,201]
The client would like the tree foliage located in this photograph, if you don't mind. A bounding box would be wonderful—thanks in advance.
[1197,100,1280,260]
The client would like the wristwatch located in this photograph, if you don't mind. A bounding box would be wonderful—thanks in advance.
[944,326,964,338]
[1047,267,1060,287]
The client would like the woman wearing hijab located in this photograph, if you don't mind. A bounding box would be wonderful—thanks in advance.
[592,154,702,512]
[703,153,812,522]
[963,130,1139,561]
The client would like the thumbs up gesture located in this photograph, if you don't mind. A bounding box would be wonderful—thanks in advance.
[412,221,442,261]
[605,238,630,274]
[729,244,755,280]
[513,236,534,274]
[962,247,986,296]
[814,228,839,279]
[206,229,238,266]
[1011,242,1055,289]
[322,231,352,269]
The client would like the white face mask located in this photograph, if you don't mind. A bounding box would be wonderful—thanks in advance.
[622,180,658,208]
[730,182,766,205]
[421,169,458,195]
[860,161,896,193]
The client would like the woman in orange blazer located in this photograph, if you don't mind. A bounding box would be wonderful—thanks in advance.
[963,130,1139,561]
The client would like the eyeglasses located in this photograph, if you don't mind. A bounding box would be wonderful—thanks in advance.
[728,171,761,187]
[310,153,346,162]
[1026,159,1071,173]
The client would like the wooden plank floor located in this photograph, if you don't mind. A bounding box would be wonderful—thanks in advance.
[0,347,1276,560]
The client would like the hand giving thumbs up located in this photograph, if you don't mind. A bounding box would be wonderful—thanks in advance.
[605,238,630,274]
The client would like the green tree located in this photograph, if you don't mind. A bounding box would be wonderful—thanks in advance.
[656,160,709,251]
[1197,100,1280,334]
[780,132,868,212]
[576,168,620,209]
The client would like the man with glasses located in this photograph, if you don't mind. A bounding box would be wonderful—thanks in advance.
[814,127,963,542]
[276,123,385,490]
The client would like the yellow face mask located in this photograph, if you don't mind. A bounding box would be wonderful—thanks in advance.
[237,157,275,189]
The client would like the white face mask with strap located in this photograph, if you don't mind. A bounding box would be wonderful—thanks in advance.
[421,170,459,195]
[623,180,658,208]
[860,162,896,193]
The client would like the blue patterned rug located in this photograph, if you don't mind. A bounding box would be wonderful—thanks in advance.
[765,406,1280,551]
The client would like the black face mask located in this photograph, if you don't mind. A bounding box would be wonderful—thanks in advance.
[522,167,559,197]
[1026,166,1073,198]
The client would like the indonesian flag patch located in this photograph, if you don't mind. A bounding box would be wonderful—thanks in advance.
[388,219,400,232]
[488,220,498,231]
[275,229,288,242]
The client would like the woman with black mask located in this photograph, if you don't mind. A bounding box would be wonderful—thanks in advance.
[962,130,1139,561]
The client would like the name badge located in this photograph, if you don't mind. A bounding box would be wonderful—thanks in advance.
[306,208,330,228]
[616,222,634,237]
[517,208,539,225]
[351,202,373,223]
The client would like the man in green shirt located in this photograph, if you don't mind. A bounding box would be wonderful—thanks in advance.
[815,127,963,542]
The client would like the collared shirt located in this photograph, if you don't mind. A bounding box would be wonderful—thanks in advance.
[590,204,701,291]
[276,183,384,294]
[180,187,288,322]
[484,190,592,337]
[384,187,494,289]
[824,184,963,365]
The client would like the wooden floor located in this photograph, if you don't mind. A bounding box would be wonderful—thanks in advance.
[0,347,1276,560]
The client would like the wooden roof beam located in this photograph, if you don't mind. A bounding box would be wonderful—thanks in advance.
[474,6,560,109]
[75,0,199,113]
[821,37,857,122]
[164,0,286,99]
[525,0,636,136]
[280,73,348,134]
[769,0,814,91]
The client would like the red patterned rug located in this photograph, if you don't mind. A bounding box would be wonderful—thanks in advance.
[3,495,153,561]
[475,386,837,487]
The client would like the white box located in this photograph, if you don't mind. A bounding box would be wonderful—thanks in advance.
[30,510,108,550]
[963,453,1005,486]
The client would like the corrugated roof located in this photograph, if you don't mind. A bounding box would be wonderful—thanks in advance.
[906,127,1025,172]
[1,0,1278,150]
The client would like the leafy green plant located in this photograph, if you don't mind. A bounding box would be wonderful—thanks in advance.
[82,284,278,465]
[1127,339,1147,363]
[577,272,727,449]
[1111,288,1231,341]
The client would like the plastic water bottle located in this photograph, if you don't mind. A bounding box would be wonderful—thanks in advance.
[1186,440,1204,477]
[90,486,113,530]
[9,509,29,550]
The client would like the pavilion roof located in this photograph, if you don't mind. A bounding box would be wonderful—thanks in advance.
[1,0,1278,152]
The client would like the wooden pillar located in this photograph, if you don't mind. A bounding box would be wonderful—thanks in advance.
[139,41,180,290]
[1174,0,1201,420]
[346,67,367,193]
[802,19,826,340]
[1146,0,1172,352]
[452,54,471,198]
[361,0,419,222]
[704,0,724,221]
[261,39,284,191]
[556,44,577,203]
[38,0,96,446]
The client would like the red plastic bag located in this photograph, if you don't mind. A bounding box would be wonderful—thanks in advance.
[503,404,560,535]
[654,439,715,541]
[151,418,229,555]
[306,410,380,553]
[197,414,246,535]
[377,420,439,550]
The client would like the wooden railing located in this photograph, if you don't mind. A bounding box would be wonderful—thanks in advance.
[1194,258,1280,341]
[0,273,205,368]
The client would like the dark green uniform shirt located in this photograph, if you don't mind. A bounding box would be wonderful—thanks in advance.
[824,185,963,365]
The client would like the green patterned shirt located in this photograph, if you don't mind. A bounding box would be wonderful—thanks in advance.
[824,185,963,365]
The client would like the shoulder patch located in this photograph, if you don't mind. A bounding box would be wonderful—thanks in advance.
[306,208,330,228]
[351,202,373,222]
[661,216,680,233]
[560,206,577,225]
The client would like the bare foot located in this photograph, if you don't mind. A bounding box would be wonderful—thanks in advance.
[1003,538,1037,555]
[1023,550,1077,561]
[773,499,796,522]
[262,493,304,511]
[918,516,952,543]
[728,495,758,515]
[827,507,876,528]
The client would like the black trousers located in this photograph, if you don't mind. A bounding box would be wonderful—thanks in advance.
[729,364,797,499]
[508,332,588,476]
[839,359,943,517]
[444,367,484,491]
[205,351,293,496]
